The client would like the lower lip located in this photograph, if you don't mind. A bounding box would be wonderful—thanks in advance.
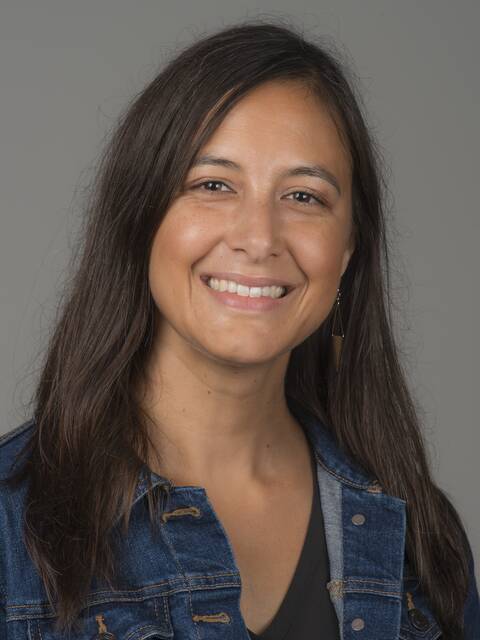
[200,278,294,311]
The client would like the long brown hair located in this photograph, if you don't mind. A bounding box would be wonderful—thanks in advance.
[4,18,473,637]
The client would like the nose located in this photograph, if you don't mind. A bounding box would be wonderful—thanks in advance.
[225,194,284,261]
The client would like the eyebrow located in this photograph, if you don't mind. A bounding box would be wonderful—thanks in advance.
[191,154,341,196]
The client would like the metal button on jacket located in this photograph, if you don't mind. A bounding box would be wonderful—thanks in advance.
[352,513,366,525]
[351,617,365,631]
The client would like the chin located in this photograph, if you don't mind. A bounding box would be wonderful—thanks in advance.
[203,343,286,367]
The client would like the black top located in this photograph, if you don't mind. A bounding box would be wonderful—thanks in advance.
[247,442,340,639]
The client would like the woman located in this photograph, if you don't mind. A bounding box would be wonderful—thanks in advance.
[0,19,478,640]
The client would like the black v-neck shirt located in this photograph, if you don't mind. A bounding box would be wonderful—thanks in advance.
[247,443,340,639]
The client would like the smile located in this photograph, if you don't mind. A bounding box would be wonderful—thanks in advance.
[199,275,295,312]
[205,276,287,299]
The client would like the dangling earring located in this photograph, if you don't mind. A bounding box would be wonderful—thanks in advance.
[331,288,344,373]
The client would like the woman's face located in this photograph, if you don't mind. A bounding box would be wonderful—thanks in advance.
[148,79,354,366]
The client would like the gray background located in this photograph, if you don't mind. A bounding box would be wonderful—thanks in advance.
[1,0,478,581]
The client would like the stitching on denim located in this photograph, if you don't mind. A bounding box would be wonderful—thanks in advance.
[161,596,171,631]
[6,582,244,621]
[366,482,383,494]
[399,624,441,640]
[192,612,231,624]
[327,579,344,599]
[314,452,376,492]
[346,578,399,586]
[5,571,241,610]
[158,515,201,640]
[344,587,402,597]
[124,623,171,640]
[161,506,201,523]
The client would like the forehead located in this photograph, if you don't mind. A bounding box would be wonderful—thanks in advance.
[197,80,351,182]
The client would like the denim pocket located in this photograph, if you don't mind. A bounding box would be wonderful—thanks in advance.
[399,576,442,640]
[17,594,174,640]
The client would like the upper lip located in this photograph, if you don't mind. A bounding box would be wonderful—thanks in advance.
[200,272,295,290]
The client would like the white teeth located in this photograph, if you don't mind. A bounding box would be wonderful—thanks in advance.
[206,277,286,299]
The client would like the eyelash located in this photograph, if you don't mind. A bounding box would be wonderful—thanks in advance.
[191,180,329,208]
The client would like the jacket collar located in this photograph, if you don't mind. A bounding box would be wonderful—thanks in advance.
[285,395,382,493]
[132,394,382,507]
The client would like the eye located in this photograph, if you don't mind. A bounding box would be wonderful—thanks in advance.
[286,190,329,208]
[192,180,232,193]
[190,181,329,208]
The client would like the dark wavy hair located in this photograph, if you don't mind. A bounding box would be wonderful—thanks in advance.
[3,17,473,637]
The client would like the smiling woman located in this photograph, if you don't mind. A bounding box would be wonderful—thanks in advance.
[0,17,478,640]
[144,79,353,375]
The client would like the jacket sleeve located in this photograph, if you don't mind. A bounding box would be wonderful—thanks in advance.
[0,517,5,639]
[0,599,6,640]
[463,536,480,639]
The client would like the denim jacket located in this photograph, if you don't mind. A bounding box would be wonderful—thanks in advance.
[1,396,479,639]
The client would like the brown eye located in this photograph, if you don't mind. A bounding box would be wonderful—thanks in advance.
[193,180,231,193]
[287,190,328,207]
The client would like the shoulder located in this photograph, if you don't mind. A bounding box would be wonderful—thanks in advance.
[0,420,36,596]
[0,418,35,482]
[0,418,35,524]
[463,533,480,637]
[0,418,35,450]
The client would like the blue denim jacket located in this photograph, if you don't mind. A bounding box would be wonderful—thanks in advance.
[1,396,479,639]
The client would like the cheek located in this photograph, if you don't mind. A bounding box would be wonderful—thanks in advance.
[292,227,348,333]
[147,211,213,303]
[296,226,347,282]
